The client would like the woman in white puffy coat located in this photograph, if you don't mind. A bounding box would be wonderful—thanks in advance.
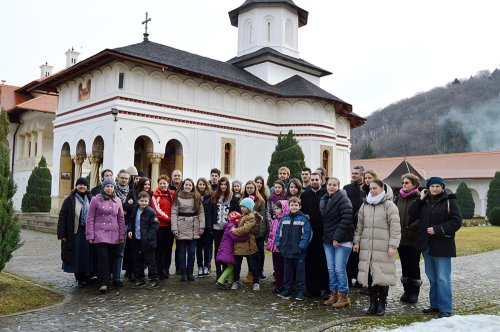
[353,179,400,316]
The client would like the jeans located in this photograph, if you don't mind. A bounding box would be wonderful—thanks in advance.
[234,253,260,285]
[112,241,125,281]
[423,247,453,313]
[284,257,305,292]
[323,243,351,293]
[176,239,197,271]
[197,231,213,268]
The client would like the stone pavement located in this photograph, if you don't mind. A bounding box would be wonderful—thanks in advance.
[1,230,499,331]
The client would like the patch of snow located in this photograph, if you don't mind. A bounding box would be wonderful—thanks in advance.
[377,314,500,332]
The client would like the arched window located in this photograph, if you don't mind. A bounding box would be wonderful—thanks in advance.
[224,143,231,175]
[322,150,330,175]
[267,22,271,42]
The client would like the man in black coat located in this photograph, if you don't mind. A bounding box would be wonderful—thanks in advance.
[343,165,364,288]
[90,169,113,196]
[300,172,329,297]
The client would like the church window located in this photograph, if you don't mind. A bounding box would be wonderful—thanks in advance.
[320,145,333,176]
[224,143,231,175]
[285,19,293,46]
[118,73,125,89]
[28,141,31,157]
[322,150,329,175]
[267,22,271,42]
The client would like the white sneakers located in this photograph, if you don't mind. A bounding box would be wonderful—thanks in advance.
[252,283,260,291]
[203,266,210,276]
[198,267,204,277]
[231,282,239,290]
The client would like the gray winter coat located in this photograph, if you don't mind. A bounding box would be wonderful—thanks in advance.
[171,191,205,240]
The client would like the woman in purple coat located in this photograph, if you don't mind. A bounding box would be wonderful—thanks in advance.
[86,178,126,294]
[216,211,250,287]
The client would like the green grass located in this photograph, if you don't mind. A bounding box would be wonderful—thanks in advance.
[455,225,500,256]
[0,272,64,316]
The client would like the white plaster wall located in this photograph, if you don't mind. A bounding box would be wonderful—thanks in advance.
[445,178,490,217]
[243,62,321,86]
[237,7,299,57]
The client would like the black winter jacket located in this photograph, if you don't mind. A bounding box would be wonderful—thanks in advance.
[57,191,93,262]
[409,192,462,257]
[207,195,241,231]
[126,205,159,250]
[394,192,420,246]
[343,182,363,226]
[320,191,354,243]
[201,195,213,231]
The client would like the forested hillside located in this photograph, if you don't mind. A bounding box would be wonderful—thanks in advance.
[351,69,500,159]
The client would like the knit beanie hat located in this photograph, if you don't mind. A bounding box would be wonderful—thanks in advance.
[228,211,242,223]
[102,178,116,188]
[75,177,89,187]
[125,165,138,176]
[240,196,255,211]
[426,176,445,189]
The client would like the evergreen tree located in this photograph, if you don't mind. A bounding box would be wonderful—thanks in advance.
[439,119,469,153]
[0,108,22,272]
[21,156,52,212]
[489,207,500,226]
[486,171,500,220]
[360,143,376,159]
[456,182,475,219]
[267,130,306,188]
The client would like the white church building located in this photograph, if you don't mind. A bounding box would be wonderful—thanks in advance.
[15,0,365,212]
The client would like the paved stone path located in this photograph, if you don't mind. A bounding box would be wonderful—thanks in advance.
[1,230,499,331]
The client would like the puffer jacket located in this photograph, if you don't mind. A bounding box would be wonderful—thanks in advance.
[254,199,268,239]
[354,194,401,287]
[266,200,290,253]
[171,191,205,240]
[395,191,420,246]
[216,221,250,265]
[126,205,159,250]
[232,212,261,256]
[409,192,462,257]
[86,194,126,244]
[275,211,313,259]
[320,190,354,243]
[151,187,175,227]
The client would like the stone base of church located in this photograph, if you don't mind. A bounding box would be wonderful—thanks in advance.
[15,212,58,234]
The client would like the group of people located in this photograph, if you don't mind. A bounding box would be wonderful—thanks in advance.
[57,164,462,317]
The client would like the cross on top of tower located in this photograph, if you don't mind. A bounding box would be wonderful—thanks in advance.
[142,12,152,41]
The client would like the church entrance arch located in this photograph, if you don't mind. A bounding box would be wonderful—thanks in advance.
[89,136,104,188]
[134,136,154,178]
[161,139,183,177]
[59,142,73,196]
[73,139,87,182]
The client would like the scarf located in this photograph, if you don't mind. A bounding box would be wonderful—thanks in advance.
[100,187,116,200]
[399,187,419,199]
[75,192,89,225]
[367,191,386,205]
[115,182,130,203]
[271,191,284,203]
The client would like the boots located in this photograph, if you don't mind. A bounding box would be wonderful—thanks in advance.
[400,277,410,302]
[332,292,350,308]
[406,279,422,303]
[180,268,187,282]
[376,286,389,316]
[323,291,339,305]
[366,285,378,315]
[187,268,195,281]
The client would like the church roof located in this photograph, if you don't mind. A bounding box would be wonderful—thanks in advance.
[229,0,308,27]
[27,40,365,128]
[0,84,30,110]
[13,95,57,113]
[351,151,500,180]
[227,47,332,77]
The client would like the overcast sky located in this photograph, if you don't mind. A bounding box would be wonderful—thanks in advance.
[2,0,500,117]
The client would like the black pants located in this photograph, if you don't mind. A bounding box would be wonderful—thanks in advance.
[213,229,224,277]
[197,231,213,268]
[133,239,158,281]
[234,253,260,285]
[346,250,360,283]
[156,226,174,277]
[94,243,118,287]
[398,245,421,280]
[256,237,265,277]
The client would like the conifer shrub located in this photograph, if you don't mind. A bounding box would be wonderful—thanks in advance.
[456,182,475,219]
[267,130,306,188]
[489,207,500,226]
[21,157,52,212]
[486,171,500,220]
[0,108,22,272]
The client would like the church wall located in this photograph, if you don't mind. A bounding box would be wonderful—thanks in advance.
[243,62,320,86]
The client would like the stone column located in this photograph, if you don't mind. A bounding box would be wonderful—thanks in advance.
[23,134,30,158]
[30,132,36,158]
[72,155,86,183]
[88,154,102,189]
[37,130,44,157]
[149,153,164,191]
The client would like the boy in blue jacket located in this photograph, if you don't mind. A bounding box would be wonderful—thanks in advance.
[127,191,160,289]
[276,197,313,301]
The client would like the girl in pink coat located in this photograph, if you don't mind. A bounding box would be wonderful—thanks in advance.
[266,200,290,293]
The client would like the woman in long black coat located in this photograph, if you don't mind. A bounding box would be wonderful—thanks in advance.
[57,177,94,287]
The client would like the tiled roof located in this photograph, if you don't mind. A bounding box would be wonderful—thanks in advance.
[351,151,500,180]
[0,85,30,110]
[13,95,57,113]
